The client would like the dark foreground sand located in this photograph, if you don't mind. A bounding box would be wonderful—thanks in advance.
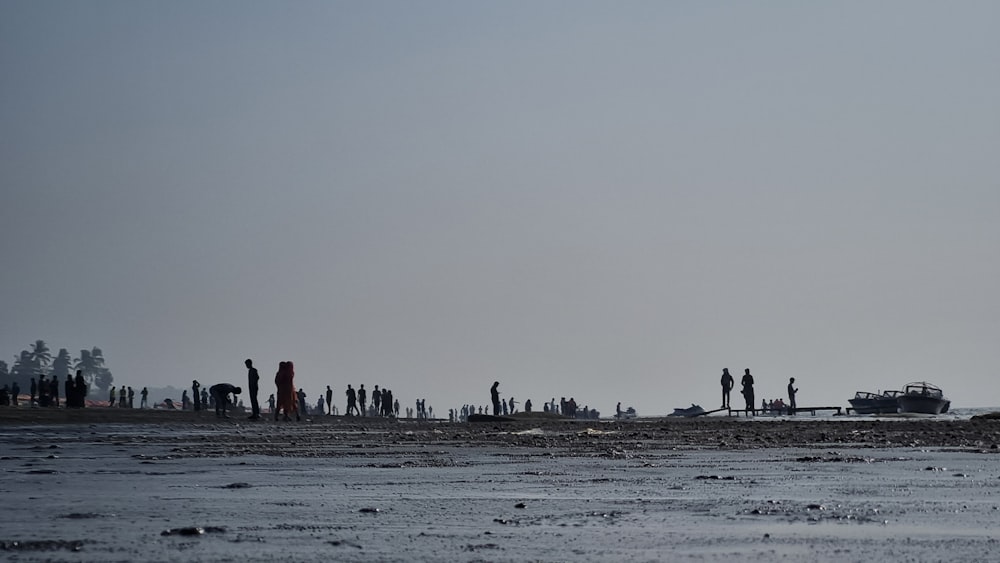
[3,409,1000,562]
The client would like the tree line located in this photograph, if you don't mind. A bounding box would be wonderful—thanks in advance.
[0,340,114,396]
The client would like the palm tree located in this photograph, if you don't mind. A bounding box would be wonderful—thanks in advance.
[51,349,72,379]
[74,349,96,385]
[75,347,113,394]
[28,340,52,372]
[11,350,36,389]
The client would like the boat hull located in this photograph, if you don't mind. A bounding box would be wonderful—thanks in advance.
[897,396,950,415]
[849,398,899,415]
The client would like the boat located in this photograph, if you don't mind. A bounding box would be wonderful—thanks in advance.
[897,382,950,415]
[848,390,902,414]
[669,404,706,417]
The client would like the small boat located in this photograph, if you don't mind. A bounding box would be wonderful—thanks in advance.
[849,390,902,414]
[897,382,950,415]
[669,404,706,417]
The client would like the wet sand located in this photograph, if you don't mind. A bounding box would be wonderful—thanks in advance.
[3,409,1000,561]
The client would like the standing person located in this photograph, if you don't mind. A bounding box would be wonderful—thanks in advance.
[64,376,73,408]
[787,377,798,414]
[490,381,501,416]
[118,386,126,408]
[274,362,298,422]
[358,385,367,416]
[721,368,735,409]
[108,385,116,408]
[245,359,261,420]
[268,394,275,413]
[297,388,307,415]
[192,380,201,412]
[373,385,381,416]
[140,387,148,408]
[11,381,20,406]
[325,385,333,415]
[182,390,190,410]
[209,383,242,417]
[73,371,86,407]
[741,368,755,415]
[51,377,60,408]
[128,387,135,408]
[30,377,37,407]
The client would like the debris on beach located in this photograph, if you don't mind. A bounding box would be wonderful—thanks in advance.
[161,526,227,536]
[0,540,85,552]
[221,482,252,489]
[359,507,380,513]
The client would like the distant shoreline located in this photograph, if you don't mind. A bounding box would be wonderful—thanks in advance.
[2,406,999,452]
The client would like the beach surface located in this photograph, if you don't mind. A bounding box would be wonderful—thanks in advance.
[3,409,1000,562]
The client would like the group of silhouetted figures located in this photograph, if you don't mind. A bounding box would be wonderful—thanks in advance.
[106,384,148,409]
[720,368,798,415]
[0,371,93,408]
[344,383,397,417]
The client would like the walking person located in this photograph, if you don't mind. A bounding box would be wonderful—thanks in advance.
[325,385,333,415]
[346,384,358,416]
[245,359,261,420]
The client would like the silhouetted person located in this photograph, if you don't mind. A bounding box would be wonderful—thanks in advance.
[325,386,333,415]
[140,387,148,408]
[358,385,367,416]
[119,386,126,408]
[201,388,209,408]
[192,380,201,411]
[209,383,242,417]
[490,381,501,416]
[741,368,755,415]
[30,377,37,407]
[346,385,358,416]
[108,385,116,407]
[297,388,307,415]
[373,385,381,416]
[246,359,260,420]
[64,376,73,408]
[182,390,190,410]
[721,368,734,409]
[51,377,60,407]
[525,399,532,412]
[11,381,20,406]
[73,371,86,408]
[787,377,798,413]
[268,394,275,413]
[128,386,135,408]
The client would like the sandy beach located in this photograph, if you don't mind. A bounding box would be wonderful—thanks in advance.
[3,409,1000,562]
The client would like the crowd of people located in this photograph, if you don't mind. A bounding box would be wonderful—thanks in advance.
[0,370,149,409]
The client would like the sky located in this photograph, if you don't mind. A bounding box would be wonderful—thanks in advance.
[2,1,998,415]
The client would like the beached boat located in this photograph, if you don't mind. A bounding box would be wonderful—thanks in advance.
[669,404,706,417]
[849,390,902,414]
[897,382,950,415]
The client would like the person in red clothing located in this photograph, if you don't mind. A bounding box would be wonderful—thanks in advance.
[274,361,299,421]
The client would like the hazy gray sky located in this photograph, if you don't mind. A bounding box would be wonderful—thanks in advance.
[2,1,998,415]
